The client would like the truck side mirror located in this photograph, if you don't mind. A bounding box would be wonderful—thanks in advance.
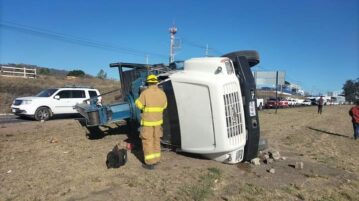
[54,95,60,100]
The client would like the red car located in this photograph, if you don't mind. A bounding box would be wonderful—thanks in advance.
[265,98,289,109]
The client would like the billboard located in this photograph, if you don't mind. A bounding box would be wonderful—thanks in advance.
[253,71,285,85]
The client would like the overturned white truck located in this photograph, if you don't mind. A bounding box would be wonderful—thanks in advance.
[76,51,261,164]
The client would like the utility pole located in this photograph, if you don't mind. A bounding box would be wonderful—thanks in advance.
[145,55,149,64]
[169,25,177,63]
[205,44,209,57]
[275,71,279,114]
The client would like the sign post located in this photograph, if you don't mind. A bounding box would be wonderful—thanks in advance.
[275,71,279,114]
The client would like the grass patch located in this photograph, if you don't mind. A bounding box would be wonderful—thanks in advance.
[280,180,359,201]
[179,167,222,201]
[282,184,306,200]
[222,182,284,201]
[303,173,329,179]
[241,183,265,194]
[303,169,329,179]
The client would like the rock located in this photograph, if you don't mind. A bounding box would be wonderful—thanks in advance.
[221,196,229,201]
[7,170,12,174]
[259,153,269,162]
[281,156,287,160]
[295,162,304,169]
[50,137,58,143]
[264,158,274,164]
[268,168,275,174]
[269,151,281,160]
[251,158,261,166]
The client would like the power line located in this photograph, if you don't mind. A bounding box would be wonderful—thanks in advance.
[0,21,168,59]
[181,37,223,55]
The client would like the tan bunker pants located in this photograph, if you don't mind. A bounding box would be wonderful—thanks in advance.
[140,126,162,165]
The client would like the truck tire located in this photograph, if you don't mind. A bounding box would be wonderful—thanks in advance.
[34,107,51,121]
[222,50,260,67]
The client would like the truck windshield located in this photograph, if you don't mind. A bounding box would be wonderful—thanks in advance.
[36,89,58,97]
[224,61,234,74]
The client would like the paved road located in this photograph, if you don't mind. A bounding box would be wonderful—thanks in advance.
[0,114,85,125]
[0,114,30,124]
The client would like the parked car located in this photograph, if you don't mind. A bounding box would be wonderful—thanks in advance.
[327,101,339,105]
[286,98,297,107]
[265,98,289,109]
[301,99,312,106]
[296,99,304,105]
[11,87,101,121]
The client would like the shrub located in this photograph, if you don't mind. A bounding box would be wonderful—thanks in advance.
[38,68,50,75]
[67,70,85,77]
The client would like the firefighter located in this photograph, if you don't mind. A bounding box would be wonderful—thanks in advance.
[135,74,167,170]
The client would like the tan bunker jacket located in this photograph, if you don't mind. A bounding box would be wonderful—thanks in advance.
[135,85,167,126]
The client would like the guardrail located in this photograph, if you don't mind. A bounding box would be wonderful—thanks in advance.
[0,66,37,78]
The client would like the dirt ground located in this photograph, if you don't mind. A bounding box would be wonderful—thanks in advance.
[1,105,358,201]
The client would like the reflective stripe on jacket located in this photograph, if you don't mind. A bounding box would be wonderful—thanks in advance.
[135,85,167,126]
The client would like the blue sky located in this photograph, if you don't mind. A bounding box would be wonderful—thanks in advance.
[0,0,358,95]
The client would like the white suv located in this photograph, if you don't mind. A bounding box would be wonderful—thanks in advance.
[11,87,101,121]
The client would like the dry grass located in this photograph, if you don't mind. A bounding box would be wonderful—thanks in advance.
[178,167,222,201]
[1,103,358,201]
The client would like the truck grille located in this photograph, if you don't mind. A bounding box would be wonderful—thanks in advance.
[13,100,23,106]
[223,83,243,143]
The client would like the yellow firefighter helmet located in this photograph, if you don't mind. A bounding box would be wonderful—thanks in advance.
[146,74,158,83]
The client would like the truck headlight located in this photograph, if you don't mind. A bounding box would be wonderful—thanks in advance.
[22,100,32,105]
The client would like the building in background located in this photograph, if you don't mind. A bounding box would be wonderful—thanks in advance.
[253,71,305,96]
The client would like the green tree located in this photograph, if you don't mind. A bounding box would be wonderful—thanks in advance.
[96,69,107,79]
[343,78,359,102]
[38,68,50,75]
[67,70,85,77]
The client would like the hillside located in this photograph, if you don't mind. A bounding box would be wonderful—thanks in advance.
[0,75,121,113]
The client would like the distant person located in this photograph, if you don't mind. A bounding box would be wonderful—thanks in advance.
[349,100,359,140]
[318,96,324,114]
